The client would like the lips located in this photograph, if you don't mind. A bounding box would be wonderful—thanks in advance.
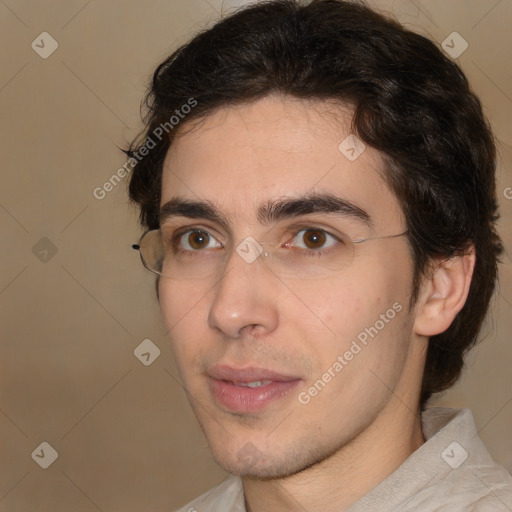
[208,365,301,413]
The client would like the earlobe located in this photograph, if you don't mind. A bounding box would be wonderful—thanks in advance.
[414,246,476,337]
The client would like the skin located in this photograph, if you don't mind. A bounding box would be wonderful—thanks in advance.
[157,95,475,511]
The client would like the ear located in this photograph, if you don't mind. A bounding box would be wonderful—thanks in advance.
[414,245,476,337]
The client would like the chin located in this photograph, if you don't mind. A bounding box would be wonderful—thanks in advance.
[216,457,304,480]
[210,439,333,480]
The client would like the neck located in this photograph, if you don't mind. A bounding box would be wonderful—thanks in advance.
[242,388,425,512]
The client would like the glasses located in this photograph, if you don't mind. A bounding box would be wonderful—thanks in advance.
[132,225,408,280]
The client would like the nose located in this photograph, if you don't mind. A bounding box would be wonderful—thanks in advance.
[207,249,279,339]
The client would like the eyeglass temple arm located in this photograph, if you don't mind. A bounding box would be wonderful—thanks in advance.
[353,229,409,244]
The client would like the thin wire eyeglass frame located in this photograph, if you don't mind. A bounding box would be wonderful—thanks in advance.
[132,228,409,279]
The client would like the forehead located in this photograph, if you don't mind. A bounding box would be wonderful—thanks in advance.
[161,95,403,230]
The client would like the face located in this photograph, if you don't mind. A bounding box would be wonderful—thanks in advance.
[158,95,418,478]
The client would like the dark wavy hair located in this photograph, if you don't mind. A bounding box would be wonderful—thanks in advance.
[126,0,503,408]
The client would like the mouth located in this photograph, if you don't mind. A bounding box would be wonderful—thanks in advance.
[207,365,302,413]
[229,380,274,388]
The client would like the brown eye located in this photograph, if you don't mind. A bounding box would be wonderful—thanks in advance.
[287,228,338,252]
[187,230,210,250]
[302,229,327,249]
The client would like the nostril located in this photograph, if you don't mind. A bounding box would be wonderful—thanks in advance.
[240,324,262,338]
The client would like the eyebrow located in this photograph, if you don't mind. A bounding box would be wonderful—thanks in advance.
[159,193,372,227]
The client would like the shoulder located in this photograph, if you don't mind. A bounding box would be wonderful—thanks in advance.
[174,476,244,512]
[438,460,512,511]
[349,408,512,512]
[423,408,512,511]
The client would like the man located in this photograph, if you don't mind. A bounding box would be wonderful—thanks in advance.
[128,0,512,510]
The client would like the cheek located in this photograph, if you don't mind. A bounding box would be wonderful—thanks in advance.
[285,277,380,343]
[158,280,210,364]
[158,280,207,328]
[295,270,411,365]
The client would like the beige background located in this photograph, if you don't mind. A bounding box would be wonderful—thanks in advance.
[0,0,511,511]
